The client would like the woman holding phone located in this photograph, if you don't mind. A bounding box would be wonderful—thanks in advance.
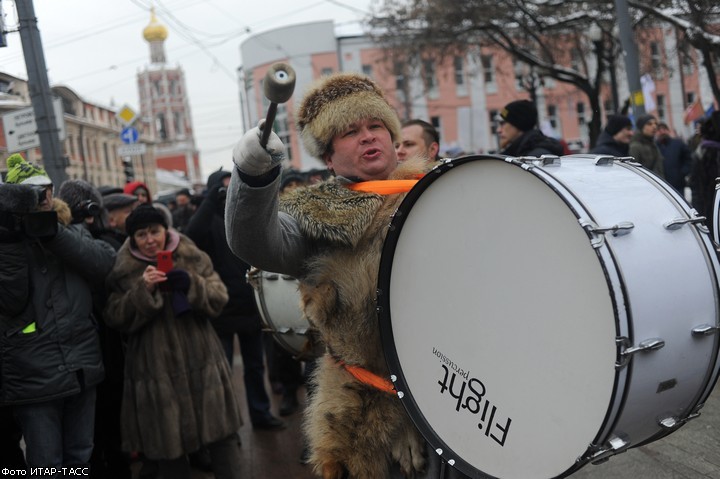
[104,204,243,479]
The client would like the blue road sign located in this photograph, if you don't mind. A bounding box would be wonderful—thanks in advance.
[121,127,139,144]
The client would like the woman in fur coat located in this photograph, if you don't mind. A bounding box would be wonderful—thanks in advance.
[104,204,243,479]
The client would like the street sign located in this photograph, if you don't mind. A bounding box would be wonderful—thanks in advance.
[2,98,66,153]
[116,104,137,126]
[121,126,139,144]
[117,143,147,156]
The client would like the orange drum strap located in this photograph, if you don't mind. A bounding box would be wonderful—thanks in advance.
[347,177,422,195]
[337,360,396,395]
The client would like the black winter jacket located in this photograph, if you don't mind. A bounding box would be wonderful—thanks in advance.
[185,171,261,335]
[501,129,565,157]
[589,130,630,157]
[0,189,116,405]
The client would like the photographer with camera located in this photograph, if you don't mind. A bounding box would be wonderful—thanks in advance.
[0,155,116,476]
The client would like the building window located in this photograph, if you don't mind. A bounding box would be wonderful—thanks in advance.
[547,105,558,129]
[650,42,662,77]
[681,51,694,75]
[489,110,499,135]
[174,112,184,138]
[156,113,167,140]
[321,67,333,77]
[153,81,162,97]
[394,62,406,92]
[454,56,465,86]
[686,91,696,106]
[103,142,110,170]
[362,64,373,77]
[656,94,666,121]
[570,49,582,72]
[481,55,494,84]
[577,102,586,126]
[424,59,437,91]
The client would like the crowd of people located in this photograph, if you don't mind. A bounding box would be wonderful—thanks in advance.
[0,68,719,479]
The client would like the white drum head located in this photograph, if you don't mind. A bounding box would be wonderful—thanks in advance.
[378,157,618,479]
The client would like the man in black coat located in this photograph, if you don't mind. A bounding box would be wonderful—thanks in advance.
[590,114,634,157]
[185,168,285,431]
[498,100,565,157]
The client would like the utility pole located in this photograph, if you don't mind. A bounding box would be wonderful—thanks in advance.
[15,0,67,184]
[614,0,646,117]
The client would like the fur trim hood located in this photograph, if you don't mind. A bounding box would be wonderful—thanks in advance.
[296,73,402,159]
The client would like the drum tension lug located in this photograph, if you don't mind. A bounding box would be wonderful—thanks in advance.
[580,220,635,249]
[659,412,701,430]
[664,216,708,233]
[615,336,665,369]
[586,435,630,465]
[692,324,720,336]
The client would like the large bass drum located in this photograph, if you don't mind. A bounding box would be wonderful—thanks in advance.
[378,154,720,479]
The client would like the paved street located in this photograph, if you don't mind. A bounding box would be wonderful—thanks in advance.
[130,345,720,479]
[571,383,720,479]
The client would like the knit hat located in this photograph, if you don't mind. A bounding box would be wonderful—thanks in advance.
[125,203,168,237]
[604,114,633,136]
[104,193,138,212]
[635,114,657,131]
[499,100,538,132]
[296,73,402,158]
[57,179,103,223]
[5,154,53,186]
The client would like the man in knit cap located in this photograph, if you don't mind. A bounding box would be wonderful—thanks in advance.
[498,99,564,157]
[590,114,634,157]
[225,72,466,478]
[4,154,55,211]
[629,113,665,178]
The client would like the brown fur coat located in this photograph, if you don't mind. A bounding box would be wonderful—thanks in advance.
[281,158,433,478]
[104,233,242,460]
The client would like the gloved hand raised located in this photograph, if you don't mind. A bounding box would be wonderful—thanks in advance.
[232,120,286,176]
[165,268,191,294]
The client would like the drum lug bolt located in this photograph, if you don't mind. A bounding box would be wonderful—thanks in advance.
[691,324,720,336]
[581,220,635,249]
[586,435,630,465]
[664,216,708,233]
[615,336,665,369]
[659,412,701,430]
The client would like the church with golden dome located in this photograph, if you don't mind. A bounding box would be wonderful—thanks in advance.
[137,8,201,188]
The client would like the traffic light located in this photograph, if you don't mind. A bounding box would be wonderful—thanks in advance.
[122,157,134,183]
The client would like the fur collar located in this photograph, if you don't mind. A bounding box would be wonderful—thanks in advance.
[279,156,433,248]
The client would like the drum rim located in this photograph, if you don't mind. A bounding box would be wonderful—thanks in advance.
[377,154,630,478]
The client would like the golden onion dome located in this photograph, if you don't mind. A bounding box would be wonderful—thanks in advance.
[143,8,168,42]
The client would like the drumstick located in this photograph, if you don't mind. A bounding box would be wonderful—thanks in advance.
[260,62,296,148]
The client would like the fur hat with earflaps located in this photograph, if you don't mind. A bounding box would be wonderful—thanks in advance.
[296,73,402,159]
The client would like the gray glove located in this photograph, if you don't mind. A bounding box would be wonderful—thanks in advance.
[232,120,286,176]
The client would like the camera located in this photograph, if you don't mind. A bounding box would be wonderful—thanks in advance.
[0,184,58,241]
[29,184,47,204]
[0,210,58,241]
[71,199,100,223]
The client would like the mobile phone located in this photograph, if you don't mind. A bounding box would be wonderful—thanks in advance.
[157,251,173,273]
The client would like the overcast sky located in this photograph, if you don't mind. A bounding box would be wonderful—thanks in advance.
[0,0,373,181]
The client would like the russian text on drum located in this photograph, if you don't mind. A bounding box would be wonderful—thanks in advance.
[434,347,512,447]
